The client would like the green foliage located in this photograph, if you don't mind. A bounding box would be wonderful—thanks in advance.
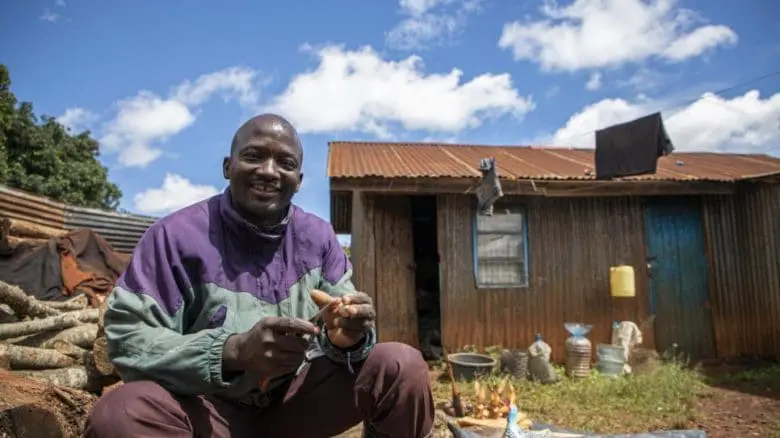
[342,245,351,259]
[0,65,121,209]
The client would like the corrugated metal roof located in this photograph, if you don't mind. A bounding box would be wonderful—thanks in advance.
[327,141,780,182]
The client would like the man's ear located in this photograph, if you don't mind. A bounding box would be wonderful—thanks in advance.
[296,173,304,192]
[222,157,231,180]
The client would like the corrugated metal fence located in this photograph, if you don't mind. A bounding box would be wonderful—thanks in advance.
[0,185,66,230]
[0,185,157,253]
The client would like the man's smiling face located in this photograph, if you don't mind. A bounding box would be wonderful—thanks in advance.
[223,114,303,225]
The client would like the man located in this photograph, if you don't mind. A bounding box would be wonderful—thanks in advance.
[85,114,435,437]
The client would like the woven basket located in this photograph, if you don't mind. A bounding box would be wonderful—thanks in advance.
[499,349,529,379]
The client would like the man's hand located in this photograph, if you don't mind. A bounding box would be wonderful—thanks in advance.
[311,289,375,349]
[222,316,319,377]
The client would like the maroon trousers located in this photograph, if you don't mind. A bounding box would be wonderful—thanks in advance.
[84,342,434,438]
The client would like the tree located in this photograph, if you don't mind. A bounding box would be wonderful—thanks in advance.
[0,65,121,209]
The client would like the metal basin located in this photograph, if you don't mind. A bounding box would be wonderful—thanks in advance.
[448,353,496,381]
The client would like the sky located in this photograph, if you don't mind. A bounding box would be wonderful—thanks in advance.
[2,0,780,238]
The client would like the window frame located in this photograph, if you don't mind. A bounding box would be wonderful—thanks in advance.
[471,201,530,289]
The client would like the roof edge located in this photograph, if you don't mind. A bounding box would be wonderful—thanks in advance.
[326,141,780,158]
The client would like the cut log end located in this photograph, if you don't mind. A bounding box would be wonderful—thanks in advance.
[92,336,116,376]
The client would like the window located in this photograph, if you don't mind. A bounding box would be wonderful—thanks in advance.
[473,204,529,288]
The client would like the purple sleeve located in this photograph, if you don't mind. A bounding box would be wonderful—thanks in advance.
[106,224,243,395]
[318,228,355,297]
[116,223,191,316]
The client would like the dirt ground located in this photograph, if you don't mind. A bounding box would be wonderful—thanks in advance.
[0,371,97,438]
[693,364,780,438]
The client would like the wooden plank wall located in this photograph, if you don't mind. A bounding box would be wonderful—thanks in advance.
[350,192,419,347]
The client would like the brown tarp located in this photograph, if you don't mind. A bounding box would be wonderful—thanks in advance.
[0,228,131,304]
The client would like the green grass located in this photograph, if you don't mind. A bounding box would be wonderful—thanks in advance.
[434,351,705,434]
[707,363,780,387]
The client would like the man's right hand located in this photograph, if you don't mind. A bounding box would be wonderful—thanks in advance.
[222,316,320,377]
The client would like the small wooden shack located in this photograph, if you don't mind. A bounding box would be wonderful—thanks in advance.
[328,141,780,362]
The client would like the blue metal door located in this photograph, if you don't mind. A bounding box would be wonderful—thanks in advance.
[644,198,715,360]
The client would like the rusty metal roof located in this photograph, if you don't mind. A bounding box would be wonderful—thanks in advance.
[327,141,780,182]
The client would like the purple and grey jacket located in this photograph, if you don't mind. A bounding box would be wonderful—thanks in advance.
[104,190,375,403]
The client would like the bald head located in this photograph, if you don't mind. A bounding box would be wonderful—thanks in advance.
[230,113,302,159]
[223,113,304,226]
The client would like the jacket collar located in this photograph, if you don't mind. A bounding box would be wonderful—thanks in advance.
[218,188,293,243]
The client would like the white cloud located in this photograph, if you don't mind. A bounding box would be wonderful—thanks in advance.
[400,0,444,15]
[57,107,98,132]
[265,44,534,136]
[55,0,66,7]
[618,67,665,91]
[100,93,194,167]
[550,90,780,154]
[545,85,561,99]
[100,67,261,168]
[585,72,602,90]
[40,9,60,22]
[133,173,219,215]
[171,67,260,109]
[498,0,738,72]
[386,0,482,51]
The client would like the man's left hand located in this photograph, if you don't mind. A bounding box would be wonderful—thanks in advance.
[311,290,375,349]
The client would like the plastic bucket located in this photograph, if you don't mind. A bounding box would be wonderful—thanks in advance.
[597,359,625,377]
[448,353,497,381]
[597,344,626,362]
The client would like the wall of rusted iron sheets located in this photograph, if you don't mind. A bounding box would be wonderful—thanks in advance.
[0,185,156,254]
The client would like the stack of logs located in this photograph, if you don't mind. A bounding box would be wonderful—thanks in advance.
[0,280,119,392]
[0,216,66,251]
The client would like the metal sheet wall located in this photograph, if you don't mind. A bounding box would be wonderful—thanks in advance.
[437,194,651,363]
[348,185,779,360]
[0,184,157,253]
[64,207,156,254]
[0,185,65,229]
[704,183,780,359]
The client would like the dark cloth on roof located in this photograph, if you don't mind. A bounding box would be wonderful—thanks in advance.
[595,112,675,179]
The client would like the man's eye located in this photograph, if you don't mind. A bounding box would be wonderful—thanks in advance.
[241,153,261,163]
[280,159,298,170]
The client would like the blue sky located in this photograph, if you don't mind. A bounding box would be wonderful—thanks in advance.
[2,0,779,238]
